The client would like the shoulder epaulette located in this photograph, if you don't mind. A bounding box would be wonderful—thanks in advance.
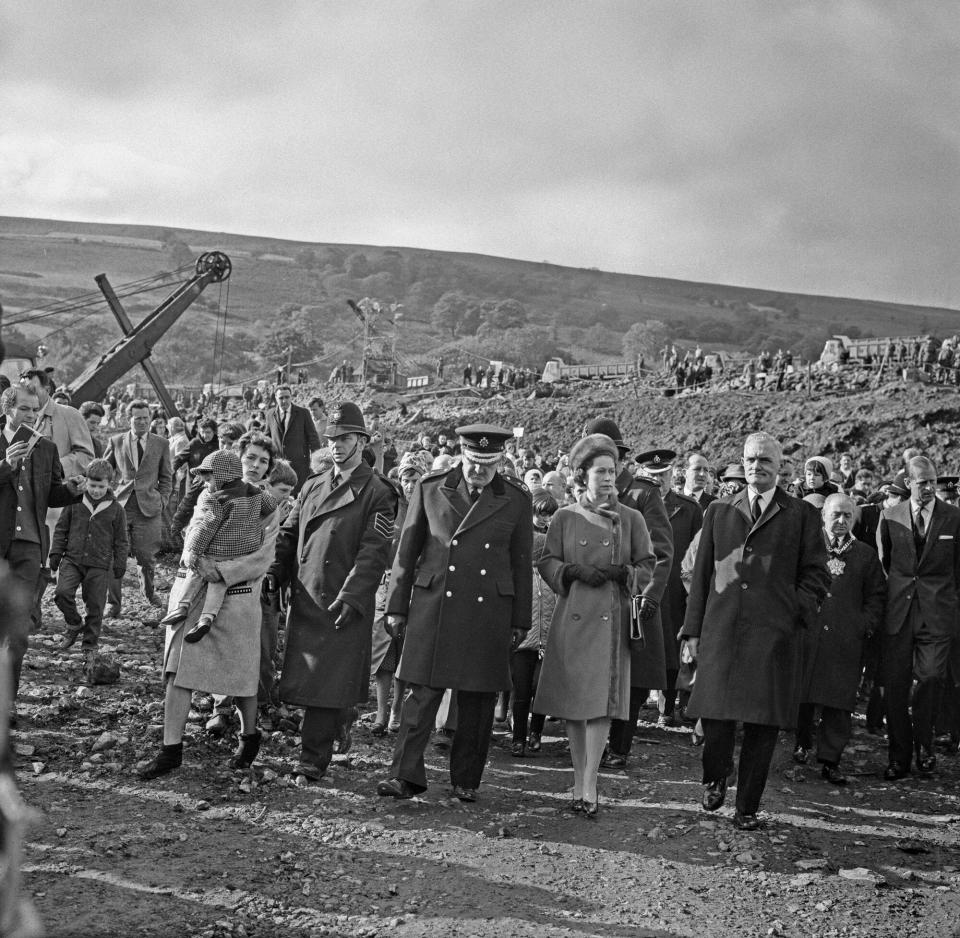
[503,475,531,496]
[420,467,449,482]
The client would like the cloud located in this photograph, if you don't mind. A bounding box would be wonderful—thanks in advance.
[0,0,957,306]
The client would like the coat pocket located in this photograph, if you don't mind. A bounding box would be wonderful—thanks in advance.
[414,570,434,589]
[497,577,515,597]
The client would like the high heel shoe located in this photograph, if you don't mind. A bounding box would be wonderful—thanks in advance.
[568,798,585,813]
[582,798,599,820]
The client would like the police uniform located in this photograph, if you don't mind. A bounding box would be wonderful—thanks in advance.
[379,425,533,799]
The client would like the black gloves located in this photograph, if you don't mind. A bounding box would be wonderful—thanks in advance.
[639,596,660,621]
[562,564,609,588]
[599,564,629,585]
[49,554,61,573]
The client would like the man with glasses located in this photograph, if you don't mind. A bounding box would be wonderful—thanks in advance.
[877,455,960,779]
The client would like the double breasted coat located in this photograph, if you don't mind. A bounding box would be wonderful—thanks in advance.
[534,500,656,720]
[682,487,830,727]
[273,462,397,709]
[800,536,886,711]
[660,490,703,668]
[618,471,674,687]
[386,467,533,692]
[877,499,960,638]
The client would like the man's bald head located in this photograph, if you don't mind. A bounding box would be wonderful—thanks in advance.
[822,492,857,540]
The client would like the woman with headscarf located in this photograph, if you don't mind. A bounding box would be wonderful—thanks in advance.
[796,456,839,500]
[533,433,656,818]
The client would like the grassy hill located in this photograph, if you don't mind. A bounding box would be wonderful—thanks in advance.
[1,215,958,386]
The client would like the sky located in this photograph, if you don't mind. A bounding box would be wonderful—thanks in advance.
[1,1,958,308]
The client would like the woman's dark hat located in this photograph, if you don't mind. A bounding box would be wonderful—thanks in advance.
[569,434,619,473]
[324,402,369,439]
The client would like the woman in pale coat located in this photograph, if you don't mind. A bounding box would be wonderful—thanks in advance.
[534,433,655,818]
[137,431,279,779]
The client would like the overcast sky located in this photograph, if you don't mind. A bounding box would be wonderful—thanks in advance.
[1,1,958,308]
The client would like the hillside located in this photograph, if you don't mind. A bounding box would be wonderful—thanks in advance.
[1,215,958,386]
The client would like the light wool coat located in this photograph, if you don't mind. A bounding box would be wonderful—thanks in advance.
[534,501,656,721]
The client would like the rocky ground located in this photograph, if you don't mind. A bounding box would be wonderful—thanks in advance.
[7,561,960,938]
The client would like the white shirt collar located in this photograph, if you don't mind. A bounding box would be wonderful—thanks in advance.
[3,423,17,443]
[747,486,776,511]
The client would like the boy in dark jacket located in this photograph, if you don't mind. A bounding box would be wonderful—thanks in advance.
[51,459,129,654]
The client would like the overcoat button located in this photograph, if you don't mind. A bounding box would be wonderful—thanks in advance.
[484,543,490,549]
[579,539,587,546]
[446,590,452,597]
[601,615,608,621]
[452,539,458,546]
[449,565,456,571]
[477,596,483,603]
[741,583,748,590]
[602,539,610,546]
[480,569,486,575]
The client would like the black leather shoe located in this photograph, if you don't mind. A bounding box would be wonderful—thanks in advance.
[510,741,526,757]
[701,779,727,812]
[884,762,909,781]
[583,799,599,820]
[137,743,183,780]
[452,785,478,802]
[792,746,809,765]
[821,763,847,786]
[106,604,121,619]
[600,751,627,769]
[184,615,214,644]
[59,630,82,650]
[377,777,418,799]
[733,812,761,831]
[916,752,937,776]
[229,732,261,769]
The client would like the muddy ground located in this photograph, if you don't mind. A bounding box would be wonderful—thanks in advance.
[8,573,959,938]
[9,381,960,938]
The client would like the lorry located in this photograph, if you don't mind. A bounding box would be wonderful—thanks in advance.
[541,358,636,383]
[819,334,939,367]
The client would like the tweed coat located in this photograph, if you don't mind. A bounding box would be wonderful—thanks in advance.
[386,467,533,692]
[274,462,397,708]
[534,500,656,720]
[800,536,886,711]
[660,490,703,668]
[36,398,95,478]
[682,486,830,727]
[266,403,321,492]
[164,511,279,696]
[877,498,960,639]
[104,431,172,517]
[618,471,675,687]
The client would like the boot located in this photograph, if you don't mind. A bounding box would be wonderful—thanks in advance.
[229,732,261,769]
[138,743,183,780]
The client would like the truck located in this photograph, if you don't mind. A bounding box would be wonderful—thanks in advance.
[819,334,938,367]
[541,358,636,383]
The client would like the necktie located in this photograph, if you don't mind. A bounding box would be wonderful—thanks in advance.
[136,436,144,468]
[751,496,762,524]
[916,507,926,538]
[280,410,287,434]
[470,487,482,502]
[832,537,841,550]
[332,472,341,488]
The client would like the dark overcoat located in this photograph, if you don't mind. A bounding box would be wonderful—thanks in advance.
[660,490,703,668]
[801,537,886,711]
[682,486,830,727]
[877,499,960,639]
[266,403,321,493]
[386,467,533,692]
[273,462,397,708]
[618,471,675,687]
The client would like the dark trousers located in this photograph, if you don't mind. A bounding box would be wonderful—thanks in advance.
[258,596,280,707]
[108,499,161,605]
[299,706,350,777]
[54,559,108,649]
[3,541,42,701]
[660,668,680,717]
[510,650,545,744]
[701,719,780,816]
[883,622,951,766]
[795,702,852,766]
[391,685,496,792]
[609,686,647,756]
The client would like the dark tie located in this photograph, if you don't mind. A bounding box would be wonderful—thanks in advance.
[332,473,341,488]
[281,410,288,434]
[832,537,841,550]
[136,436,144,467]
[916,508,926,539]
[751,496,762,524]
[470,487,482,502]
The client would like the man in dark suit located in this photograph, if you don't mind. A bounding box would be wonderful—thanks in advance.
[683,452,716,508]
[1,385,82,702]
[682,432,830,830]
[584,418,674,768]
[271,402,397,783]
[104,399,173,612]
[877,455,960,778]
[378,425,533,801]
[267,385,321,493]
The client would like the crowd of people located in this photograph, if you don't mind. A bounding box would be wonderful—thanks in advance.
[2,362,959,834]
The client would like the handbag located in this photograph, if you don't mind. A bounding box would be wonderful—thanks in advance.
[629,594,645,645]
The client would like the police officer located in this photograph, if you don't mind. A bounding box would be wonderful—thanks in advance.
[378,425,533,801]
[271,402,398,783]
[583,418,674,767]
